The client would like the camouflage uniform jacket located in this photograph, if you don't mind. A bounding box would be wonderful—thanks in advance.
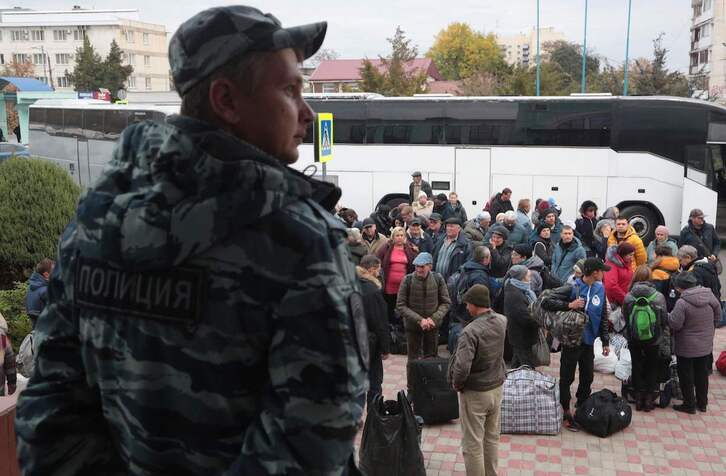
[15,115,369,475]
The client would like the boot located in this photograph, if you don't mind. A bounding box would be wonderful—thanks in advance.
[644,393,656,412]
[635,393,644,412]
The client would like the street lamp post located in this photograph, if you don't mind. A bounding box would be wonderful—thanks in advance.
[623,0,633,96]
[536,0,541,96]
[581,0,589,93]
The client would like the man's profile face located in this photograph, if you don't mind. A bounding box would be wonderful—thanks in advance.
[231,49,313,164]
[413,176,422,185]
[691,215,705,228]
[502,192,511,201]
[511,251,523,265]
[429,220,441,232]
[363,224,376,237]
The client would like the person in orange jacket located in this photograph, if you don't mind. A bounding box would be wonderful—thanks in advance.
[607,217,646,272]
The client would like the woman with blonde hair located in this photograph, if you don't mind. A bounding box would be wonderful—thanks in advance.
[376,227,418,326]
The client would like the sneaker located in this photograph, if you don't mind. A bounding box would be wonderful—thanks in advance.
[673,404,696,415]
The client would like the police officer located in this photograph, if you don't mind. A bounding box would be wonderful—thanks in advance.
[16,6,368,475]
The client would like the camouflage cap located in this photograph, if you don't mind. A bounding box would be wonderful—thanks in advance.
[170,5,327,96]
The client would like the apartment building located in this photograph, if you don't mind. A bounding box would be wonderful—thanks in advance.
[689,0,726,101]
[498,27,567,68]
[0,6,169,92]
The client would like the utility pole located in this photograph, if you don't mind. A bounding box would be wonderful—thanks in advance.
[45,46,54,89]
[581,0,589,93]
[536,0,541,96]
[623,0,633,96]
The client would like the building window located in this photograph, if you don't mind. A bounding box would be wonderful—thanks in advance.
[145,77,152,90]
[32,53,45,65]
[74,29,86,41]
[692,52,700,67]
[128,76,136,89]
[143,32,149,45]
[127,52,136,65]
[55,53,73,64]
[11,30,24,42]
[56,76,70,88]
[143,55,150,66]
[700,49,710,64]
[31,30,44,41]
[125,30,135,43]
[53,30,69,41]
[12,53,30,63]
[322,83,337,93]
[704,0,712,11]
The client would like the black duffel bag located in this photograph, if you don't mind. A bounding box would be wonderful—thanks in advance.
[359,391,426,476]
[575,389,632,438]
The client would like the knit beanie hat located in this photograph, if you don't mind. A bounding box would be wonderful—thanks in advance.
[617,242,636,257]
[463,284,491,308]
[513,243,533,259]
[655,225,669,236]
[509,265,529,280]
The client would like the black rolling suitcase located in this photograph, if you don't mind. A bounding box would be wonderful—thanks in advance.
[407,357,459,424]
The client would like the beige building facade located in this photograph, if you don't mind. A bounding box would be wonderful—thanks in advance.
[0,7,169,92]
[689,0,726,102]
[497,27,567,68]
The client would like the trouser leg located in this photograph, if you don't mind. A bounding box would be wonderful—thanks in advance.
[483,385,503,476]
[575,344,595,408]
[366,342,384,409]
[559,345,581,410]
[677,355,696,409]
[460,391,486,476]
[693,354,711,409]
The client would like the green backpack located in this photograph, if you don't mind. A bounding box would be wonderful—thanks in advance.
[628,292,660,342]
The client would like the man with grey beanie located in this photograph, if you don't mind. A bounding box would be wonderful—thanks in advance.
[16,6,367,475]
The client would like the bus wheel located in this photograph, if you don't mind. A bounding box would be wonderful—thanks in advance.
[620,205,658,244]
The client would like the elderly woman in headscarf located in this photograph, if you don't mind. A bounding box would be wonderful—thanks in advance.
[646,225,679,263]
[594,219,615,261]
[503,265,540,368]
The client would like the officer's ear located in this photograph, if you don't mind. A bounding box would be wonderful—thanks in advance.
[208,78,242,126]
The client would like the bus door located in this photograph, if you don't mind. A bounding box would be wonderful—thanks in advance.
[455,148,490,219]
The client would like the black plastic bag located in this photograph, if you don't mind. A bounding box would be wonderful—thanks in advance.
[359,391,426,476]
[575,389,632,438]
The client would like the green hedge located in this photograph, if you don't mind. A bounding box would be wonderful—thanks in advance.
[0,281,32,350]
[0,157,80,285]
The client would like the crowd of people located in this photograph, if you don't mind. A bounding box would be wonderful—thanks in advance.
[340,171,725,475]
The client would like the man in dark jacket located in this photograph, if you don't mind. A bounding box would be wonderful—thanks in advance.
[426,213,446,249]
[489,187,514,219]
[441,192,468,224]
[448,245,494,352]
[357,255,390,408]
[433,193,448,215]
[542,258,610,430]
[25,258,54,328]
[409,171,433,203]
[486,227,513,278]
[408,217,434,254]
[575,200,598,257]
[433,218,471,281]
[680,208,720,263]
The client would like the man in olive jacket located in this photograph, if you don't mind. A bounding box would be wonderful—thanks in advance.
[448,284,506,476]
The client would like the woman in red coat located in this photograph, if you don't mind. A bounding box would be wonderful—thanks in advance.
[604,242,636,307]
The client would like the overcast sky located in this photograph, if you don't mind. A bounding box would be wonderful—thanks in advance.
[17,0,693,71]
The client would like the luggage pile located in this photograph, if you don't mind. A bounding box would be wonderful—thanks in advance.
[530,288,589,348]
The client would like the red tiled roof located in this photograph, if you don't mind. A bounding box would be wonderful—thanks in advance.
[426,80,463,95]
[310,58,443,82]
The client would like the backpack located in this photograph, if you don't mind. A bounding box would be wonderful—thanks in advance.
[627,292,660,342]
[17,331,35,378]
[530,289,589,348]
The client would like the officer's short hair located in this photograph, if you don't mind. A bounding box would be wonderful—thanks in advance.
[654,245,673,257]
[472,245,491,263]
[180,49,304,121]
[36,258,54,275]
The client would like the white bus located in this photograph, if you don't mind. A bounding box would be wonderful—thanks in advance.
[28,95,726,241]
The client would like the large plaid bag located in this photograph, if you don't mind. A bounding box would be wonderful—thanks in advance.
[501,366,562,435]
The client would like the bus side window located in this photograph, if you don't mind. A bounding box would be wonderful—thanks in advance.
[84,110,104,140]
[29,108,46,131]
[63,109,83,138]
[104,110,129,140]
[46,109,63,134]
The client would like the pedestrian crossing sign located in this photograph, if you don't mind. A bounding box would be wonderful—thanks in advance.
[315,112,334,163]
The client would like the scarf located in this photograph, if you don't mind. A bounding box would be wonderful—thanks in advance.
[510,278,536,304]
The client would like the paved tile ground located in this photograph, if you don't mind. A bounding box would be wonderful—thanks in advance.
[357,327,726,476]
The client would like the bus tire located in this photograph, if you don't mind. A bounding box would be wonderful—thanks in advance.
[619,204,659,244]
